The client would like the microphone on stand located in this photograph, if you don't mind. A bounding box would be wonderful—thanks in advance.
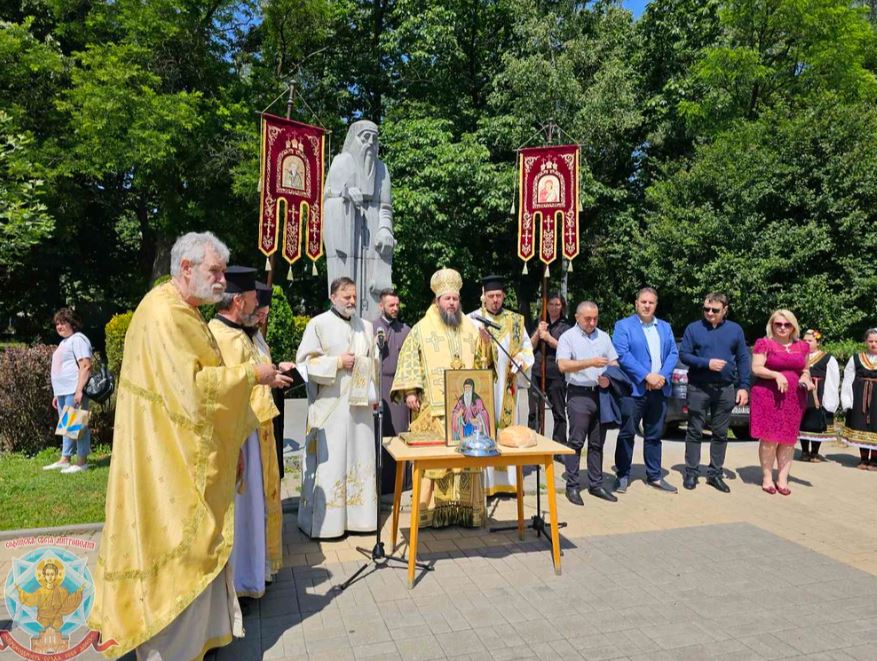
[472,314,502,331]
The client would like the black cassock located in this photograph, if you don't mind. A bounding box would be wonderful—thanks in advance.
[374,316,413,493]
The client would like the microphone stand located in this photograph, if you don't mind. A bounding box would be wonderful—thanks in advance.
[479,317,567,545]
[338,331,433,590]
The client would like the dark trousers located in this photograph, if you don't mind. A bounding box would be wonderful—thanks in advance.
[615,391,667,482]
[565,388,604,489]
[528,377,568,444]
[684,382,735,478]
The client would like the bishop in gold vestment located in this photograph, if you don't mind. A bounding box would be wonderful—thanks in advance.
[391,268,492,527]
[88,233,290,660]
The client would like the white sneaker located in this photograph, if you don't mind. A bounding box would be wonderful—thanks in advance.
[43,461,69,471]
[61,464,88,474]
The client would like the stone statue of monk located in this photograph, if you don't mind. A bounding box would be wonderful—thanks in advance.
[323,120,394,320]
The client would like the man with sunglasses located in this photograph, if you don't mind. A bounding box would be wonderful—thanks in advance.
[679,292,751,492]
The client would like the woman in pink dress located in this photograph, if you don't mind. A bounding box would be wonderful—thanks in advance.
[750,309,815,495]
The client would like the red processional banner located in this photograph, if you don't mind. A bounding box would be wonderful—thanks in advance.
[517,144,580,267]
[258,114,326,266]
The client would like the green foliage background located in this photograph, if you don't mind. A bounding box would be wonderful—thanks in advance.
[2,0,877,344]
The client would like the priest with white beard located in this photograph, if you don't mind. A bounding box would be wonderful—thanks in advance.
[296,276,379,538]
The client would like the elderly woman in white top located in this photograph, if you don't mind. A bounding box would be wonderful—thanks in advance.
[44,308,93,473]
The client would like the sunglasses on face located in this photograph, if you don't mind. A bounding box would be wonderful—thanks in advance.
[703,306,722,314]
[773,322,793,329]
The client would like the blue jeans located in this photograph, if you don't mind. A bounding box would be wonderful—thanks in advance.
[57,393,91,459]
[615,391,667,482]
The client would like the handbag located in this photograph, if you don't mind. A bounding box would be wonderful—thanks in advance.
[84,363,115,404]
[70,333,115,404]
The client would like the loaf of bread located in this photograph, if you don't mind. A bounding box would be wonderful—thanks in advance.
[497,425,537,448]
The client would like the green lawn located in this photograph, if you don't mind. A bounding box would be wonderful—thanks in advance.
[0,445,110,531]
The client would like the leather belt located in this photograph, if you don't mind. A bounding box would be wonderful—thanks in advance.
[569,385,598,393]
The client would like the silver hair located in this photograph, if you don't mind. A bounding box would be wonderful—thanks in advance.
[170,231,230,277]
[576,301,598,314]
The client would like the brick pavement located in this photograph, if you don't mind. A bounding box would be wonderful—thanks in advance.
[3,433,877,660]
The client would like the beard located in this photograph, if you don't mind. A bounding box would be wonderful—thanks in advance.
[191,270,224,304]
[241,310,260,328]
[439,307,462,328]
[356,143,376,195]
[333,302,357,319]
[463,392,472,407]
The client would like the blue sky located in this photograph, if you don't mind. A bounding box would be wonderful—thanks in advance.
[622,0,650,18]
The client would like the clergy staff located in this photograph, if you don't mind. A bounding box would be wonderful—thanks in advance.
[468,275,534,497]
[87,232,292,660]
[295,277,379,538]
[374,287,412,494]
[209,267,288,599]
[391,268,493,528]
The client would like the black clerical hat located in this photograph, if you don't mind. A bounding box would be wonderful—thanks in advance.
[225,266,257,293]
[256,281,272,307]
[481,274,505,292]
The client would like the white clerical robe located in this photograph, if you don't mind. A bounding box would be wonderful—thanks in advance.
[468,308,534,496]
[296,310,378,538]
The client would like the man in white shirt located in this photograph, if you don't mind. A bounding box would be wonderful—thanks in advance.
[556,302,619,505]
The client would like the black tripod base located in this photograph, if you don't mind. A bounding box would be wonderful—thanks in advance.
[337,542,433,591]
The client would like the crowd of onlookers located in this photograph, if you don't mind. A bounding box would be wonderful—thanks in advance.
[527,288,877,504]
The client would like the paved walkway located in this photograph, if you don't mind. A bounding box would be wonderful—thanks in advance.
[3,433,877,660]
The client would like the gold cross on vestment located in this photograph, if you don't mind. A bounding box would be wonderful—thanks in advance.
[424,331,445,352]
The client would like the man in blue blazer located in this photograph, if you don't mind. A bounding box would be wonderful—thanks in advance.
[611,287,679,493]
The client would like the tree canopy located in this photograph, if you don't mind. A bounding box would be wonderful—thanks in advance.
[2,0,876,343]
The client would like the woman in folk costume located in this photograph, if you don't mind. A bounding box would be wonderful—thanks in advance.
[797,329,840,462]
[391,268,494,527]
[841,328,877,470]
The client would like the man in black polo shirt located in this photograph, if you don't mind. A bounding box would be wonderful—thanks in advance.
[527,292,573,444]
[679,292,751,492]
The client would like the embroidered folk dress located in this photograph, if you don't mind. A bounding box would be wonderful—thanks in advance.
[841,352,877,450]
[750,338,809,445]
[798,351,840,443]
[295,310,378,539]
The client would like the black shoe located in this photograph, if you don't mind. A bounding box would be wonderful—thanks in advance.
[706,476,731,493]
[588,486,618,502]
[565,487,584,506]
[646,478,678,494]
[615,476,629,494]
[683,474,698,490]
